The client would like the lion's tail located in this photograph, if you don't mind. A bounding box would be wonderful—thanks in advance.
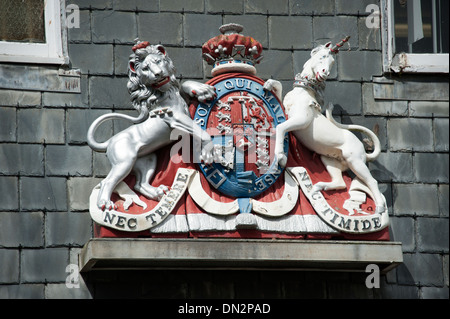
[87,108,149,152]
[325,103,381,162]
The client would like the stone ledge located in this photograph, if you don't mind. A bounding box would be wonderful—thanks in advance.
[0,65,81,93]
[79,238,403,274]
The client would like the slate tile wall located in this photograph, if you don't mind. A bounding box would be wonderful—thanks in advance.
[0,0,448,299]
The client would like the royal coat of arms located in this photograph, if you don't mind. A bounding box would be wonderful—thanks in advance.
[87,24,389,240]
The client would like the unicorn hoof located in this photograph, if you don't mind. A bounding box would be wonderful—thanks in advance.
[276,153,287,168]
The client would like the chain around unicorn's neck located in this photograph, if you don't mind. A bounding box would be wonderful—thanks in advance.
[293,73,325,107]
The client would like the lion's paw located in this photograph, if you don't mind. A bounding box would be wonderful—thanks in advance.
[135,184,169,201]
[186,81,217,103]
[193,84,217,103]
[156,185,169,197]
[98,199,117,211]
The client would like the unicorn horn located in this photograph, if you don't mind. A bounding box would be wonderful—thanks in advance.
[330,36,350,53]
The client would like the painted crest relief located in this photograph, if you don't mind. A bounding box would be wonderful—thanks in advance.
[194,74,288,199]
[87,24,389,239]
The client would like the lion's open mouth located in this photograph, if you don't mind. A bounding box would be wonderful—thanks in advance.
[152,77,170,88]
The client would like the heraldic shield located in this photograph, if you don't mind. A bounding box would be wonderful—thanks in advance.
[193,73,288,199]
[88,24,389,240]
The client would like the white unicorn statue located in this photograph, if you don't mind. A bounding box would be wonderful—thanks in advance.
[264,37,387,214]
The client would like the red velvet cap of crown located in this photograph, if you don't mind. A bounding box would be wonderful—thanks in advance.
[201,23,263,68]
[202,34,263,62]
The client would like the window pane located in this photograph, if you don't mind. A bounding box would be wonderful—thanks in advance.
[394,0,448,54]
[438,0,449,53]
[394,0,409,52]
[0,0,46,43]
[411,0,433,53]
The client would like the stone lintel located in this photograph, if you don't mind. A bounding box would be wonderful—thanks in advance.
[79,238,403,274]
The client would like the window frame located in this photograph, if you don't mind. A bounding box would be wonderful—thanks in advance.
[0,0,68,65]
[380,0,449,74]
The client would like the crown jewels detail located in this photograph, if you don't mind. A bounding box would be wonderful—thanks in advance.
[202,24,263,73]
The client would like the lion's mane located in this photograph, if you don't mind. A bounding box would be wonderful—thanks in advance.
[127,45,180,111]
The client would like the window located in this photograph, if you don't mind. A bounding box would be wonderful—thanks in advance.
[0,0,68,64]
[381,0,449,73]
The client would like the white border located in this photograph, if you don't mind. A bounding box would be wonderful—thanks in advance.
[0,0,67,64]
[380,0,448,74]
